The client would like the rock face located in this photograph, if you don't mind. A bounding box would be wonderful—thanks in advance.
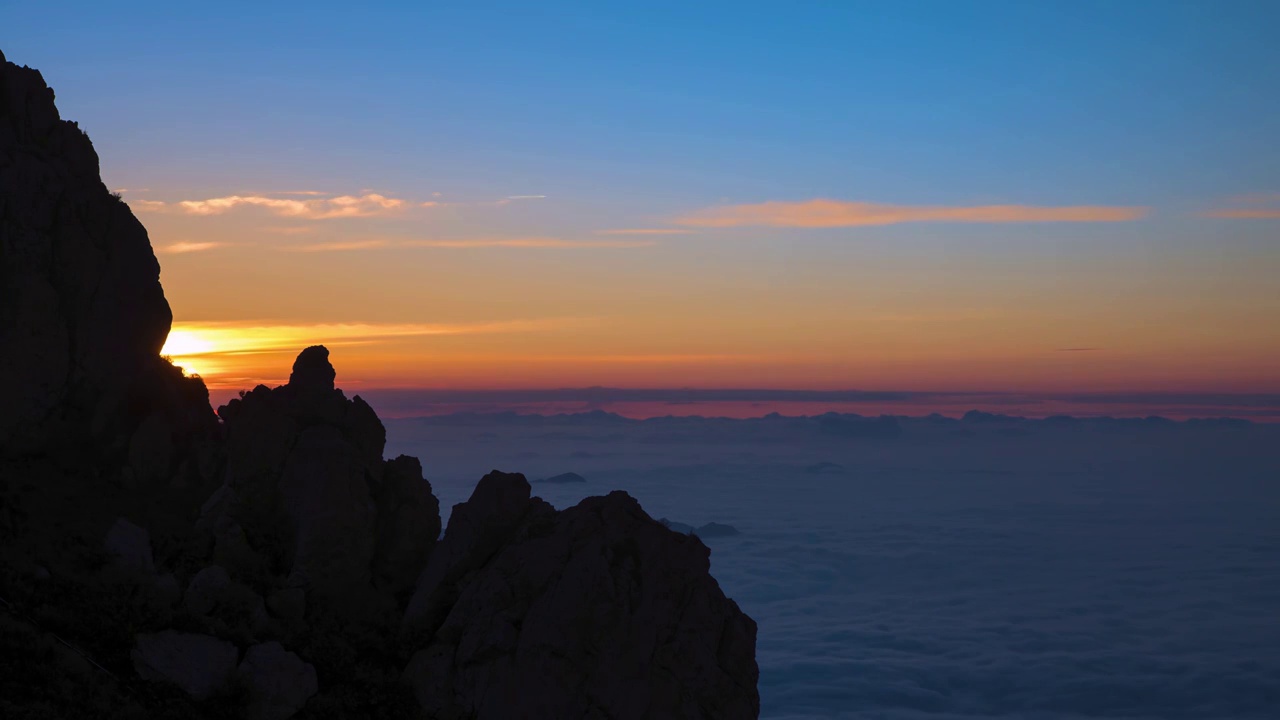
[0,49,215,461]
[0,49,759,719]
[402,472,760,718]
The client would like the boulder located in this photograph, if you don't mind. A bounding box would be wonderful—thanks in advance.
[184,565,232,616]
[155,573,183,607]
[185,565,270,634]
[131,630,239,700]
[266,588,306,623]
[104,517,155,575]
[238,641,319,720]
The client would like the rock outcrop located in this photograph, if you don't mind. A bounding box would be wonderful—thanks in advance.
[0,49,759,719]
[132,631,240,701]
[206,346,440,601]
[403,473,759,718]
[0,49,216,463]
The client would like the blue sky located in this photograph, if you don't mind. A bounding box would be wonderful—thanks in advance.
[8,1,1278,208]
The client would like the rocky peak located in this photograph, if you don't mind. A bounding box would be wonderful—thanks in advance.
[287,345,336,394]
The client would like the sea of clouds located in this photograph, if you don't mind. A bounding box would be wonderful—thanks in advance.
[384,412,1280,718]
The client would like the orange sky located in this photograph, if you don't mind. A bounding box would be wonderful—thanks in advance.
[143,194,1280,397]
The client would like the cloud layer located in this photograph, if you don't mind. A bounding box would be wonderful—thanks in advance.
[676,199,1149,228]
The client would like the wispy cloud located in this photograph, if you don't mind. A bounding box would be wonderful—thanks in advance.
[597,228,695,236]
[157,241,225,254]
[675,199,1149,228]
[1199,193,1280,219]
[282,240,393,252]
[280,237,654,251]
[175,193,407,219]
[1056,347,1100,352]
[263,226,318,235]
[132,190,552,217]
[401,237,654,249]
[1200,207,1280,219]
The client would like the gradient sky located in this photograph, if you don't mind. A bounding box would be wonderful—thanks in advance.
[4,1,1279,408]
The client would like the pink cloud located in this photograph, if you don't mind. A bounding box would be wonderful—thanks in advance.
[675,199,1149,228]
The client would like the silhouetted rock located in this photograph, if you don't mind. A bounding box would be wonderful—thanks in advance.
[207,349,421,601]
[0,50,759,719]
[0,51,216,461]
[659,518,742,539]
[659,517,697,535]
[132,631,238,700]
[288,345,336,394]
[817,414,902,439]
[373,454,441,597]
[238,642,318,720]
[696,521,741,538]
[805,461,846,474]
[535,471,587,483]
[402,471,552,636]
[402,478,760,718]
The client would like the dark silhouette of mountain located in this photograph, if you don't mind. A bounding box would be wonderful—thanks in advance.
[533,471,587,483]
[0,50,758,719]
[659,519,742,539]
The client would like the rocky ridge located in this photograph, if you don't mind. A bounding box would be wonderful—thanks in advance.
[0,49,758,719]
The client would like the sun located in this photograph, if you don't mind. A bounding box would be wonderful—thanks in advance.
[161,328,217,378]
[162,328,215,357]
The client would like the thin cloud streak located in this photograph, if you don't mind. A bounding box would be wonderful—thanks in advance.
[280,237,655,251]
[157,241,225,254]
[1200,208,1280,219]
[597,228,696,236]
[401,237,654,249]
[281,240,392,252]
[675,199,1149,228]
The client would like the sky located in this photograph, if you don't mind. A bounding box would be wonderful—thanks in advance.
[3,1,1279,415]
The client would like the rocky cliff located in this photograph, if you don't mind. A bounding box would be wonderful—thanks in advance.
[0,49,758,719]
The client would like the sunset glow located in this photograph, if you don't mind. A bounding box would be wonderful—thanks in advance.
[10,3,1275,418]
